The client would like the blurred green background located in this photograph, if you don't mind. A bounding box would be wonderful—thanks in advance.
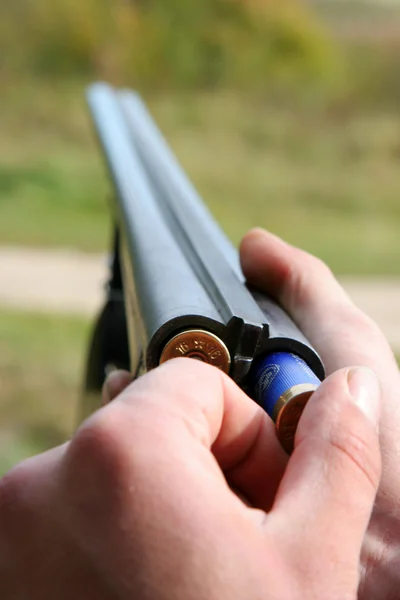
[1,0,400,473]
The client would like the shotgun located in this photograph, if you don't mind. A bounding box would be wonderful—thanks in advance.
[81,83,325,453]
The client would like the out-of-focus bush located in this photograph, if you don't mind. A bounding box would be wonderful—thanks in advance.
[128,0,342,92]
[0,0,343,93]
[0,0,139,81]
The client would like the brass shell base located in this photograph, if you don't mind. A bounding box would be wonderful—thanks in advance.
[159,329,231,374]
[275,384,319,454]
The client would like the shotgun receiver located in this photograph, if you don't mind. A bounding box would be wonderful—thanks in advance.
[81,83,325,453]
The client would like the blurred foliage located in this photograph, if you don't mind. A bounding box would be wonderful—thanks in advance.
[2,0,400,107]
[1,81,400,274]
[0,0,343,92]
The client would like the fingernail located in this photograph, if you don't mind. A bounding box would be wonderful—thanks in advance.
[102,370,133,405]
[347,367,381,427]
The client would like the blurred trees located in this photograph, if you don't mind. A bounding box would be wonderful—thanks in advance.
[0,0,342,92]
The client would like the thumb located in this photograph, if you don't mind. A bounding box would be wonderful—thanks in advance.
[270,367,381,567]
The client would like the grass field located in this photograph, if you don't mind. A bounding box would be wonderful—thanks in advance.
[1,80,400,274]
[0,309,92,474]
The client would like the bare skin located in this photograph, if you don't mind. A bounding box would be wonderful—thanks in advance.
[0,228,397,599]
[240,228,400,600]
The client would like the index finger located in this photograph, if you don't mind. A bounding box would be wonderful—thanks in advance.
[240,228,397,376]
[69,359,288,514]
[118,359,288,508]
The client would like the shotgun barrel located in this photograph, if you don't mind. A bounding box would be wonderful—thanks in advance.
[81,82,325,453]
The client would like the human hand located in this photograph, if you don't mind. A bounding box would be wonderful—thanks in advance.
[0,354,380,599]
[240,228,400,600]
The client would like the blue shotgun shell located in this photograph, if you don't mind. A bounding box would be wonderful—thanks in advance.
[250,352,321,453]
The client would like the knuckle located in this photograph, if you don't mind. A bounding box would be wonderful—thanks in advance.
[59,404,160,528]
[338,306,390,354]
[347,307,381,338]
[328,425,381,493]
[355,308,385,342]
[63,405,135,496]
[287,253,334,307]
[307,253,334,280]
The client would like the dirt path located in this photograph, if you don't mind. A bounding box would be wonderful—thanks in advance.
[0,247,106,316]
[1,247,400,353]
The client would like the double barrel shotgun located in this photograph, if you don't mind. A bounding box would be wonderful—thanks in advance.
[80,83,325,454]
